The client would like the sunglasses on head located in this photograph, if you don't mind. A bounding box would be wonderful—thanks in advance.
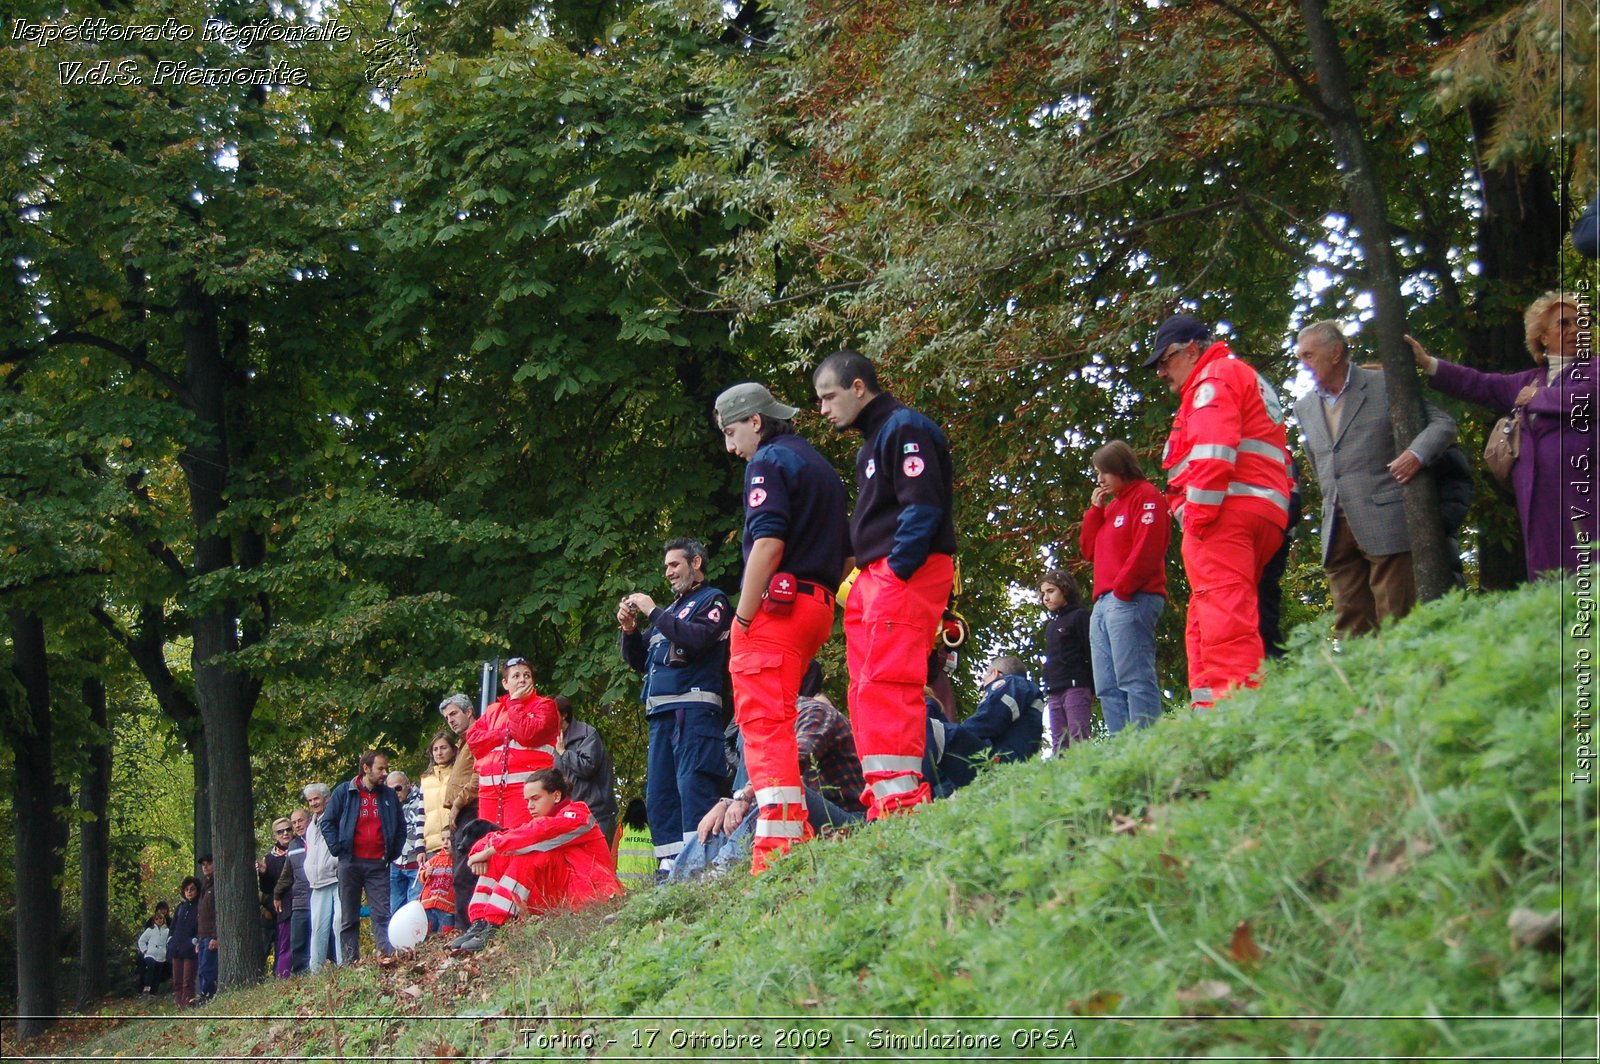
[506,656,528,668]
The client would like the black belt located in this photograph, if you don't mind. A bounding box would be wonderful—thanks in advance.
[794,580,836,605]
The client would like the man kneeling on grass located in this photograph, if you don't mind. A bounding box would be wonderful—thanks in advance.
[454,768,622,952]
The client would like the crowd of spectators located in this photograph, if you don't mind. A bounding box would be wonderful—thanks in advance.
[139,301,1592,998]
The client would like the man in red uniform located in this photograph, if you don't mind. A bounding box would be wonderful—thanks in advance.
[455,768,621,951]
[716,382,850,873]
[814,350,956,818]
[465,657,559,830]
[1146,314,1292,709]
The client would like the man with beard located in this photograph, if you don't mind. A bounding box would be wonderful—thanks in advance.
[620,538,732,875]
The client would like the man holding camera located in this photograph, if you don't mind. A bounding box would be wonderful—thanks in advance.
[619,538,732,875]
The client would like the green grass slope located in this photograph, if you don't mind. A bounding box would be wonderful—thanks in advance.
[15,581,1595,1061]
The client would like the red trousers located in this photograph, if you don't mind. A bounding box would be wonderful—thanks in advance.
[467,849,620,924]
[844,555,953,817]
[1181,509,1283,707]
[730,588,835,874]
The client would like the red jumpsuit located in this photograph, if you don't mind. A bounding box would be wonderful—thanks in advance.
[466,691,559,829]
[467,799,621,924]
[1161,341,1292,708]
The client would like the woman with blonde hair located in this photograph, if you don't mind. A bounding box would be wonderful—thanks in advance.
[1407,291,1596,577]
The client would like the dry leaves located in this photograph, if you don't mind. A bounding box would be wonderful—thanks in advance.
[1174,979,1248,1014]
[1066,989,1122,1015]
[1507,908,1563,953]
[1229,920,1263,965]
[1363,836,1436,882]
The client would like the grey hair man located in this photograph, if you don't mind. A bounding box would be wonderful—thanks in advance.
[386,770,426,910]
[300,782,341,971]
[1293,321,1456,638]
[437,692,479,928]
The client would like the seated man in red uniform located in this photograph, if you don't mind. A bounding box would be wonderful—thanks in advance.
[453,768,622,952]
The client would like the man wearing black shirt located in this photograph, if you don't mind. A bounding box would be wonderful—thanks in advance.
[715,382,850,874]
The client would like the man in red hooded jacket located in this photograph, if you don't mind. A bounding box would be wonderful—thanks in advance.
[455,768,622,951]
[465,656,559,830]
[1147,314,1293,709]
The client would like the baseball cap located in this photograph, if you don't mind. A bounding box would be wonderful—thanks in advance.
[715,382,800,429]
[1142,313,1211,368]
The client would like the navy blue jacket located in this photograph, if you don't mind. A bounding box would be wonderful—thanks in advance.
[320,776,405,863]
[947,673,1045,765]
[1042,604,1092,692]
[621,584,730,717]
[848,394,956,579]
[169,898,199,959]
[742,431,850,587]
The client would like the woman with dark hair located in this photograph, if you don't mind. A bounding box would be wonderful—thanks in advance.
[1079,440,1171,732]
[1039,568,1092,752]
[465,656,559,831]
[1408,291,1597,577]
[169,876,201,1009]
[419,730,458,857]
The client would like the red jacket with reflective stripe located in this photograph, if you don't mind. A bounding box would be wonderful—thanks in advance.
[466,691,558,824]
[1079,478,1170,601]
[1161,342,1292,536]
[474,799,622,908]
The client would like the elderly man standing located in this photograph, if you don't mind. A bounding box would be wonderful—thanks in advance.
[1147,313,1293,709]
[438,693,478,929]
[814,350,956,818]
[1294,321,1456,638]
[619,538,732,874]
[387,770,426,910]
[301,783,342,970]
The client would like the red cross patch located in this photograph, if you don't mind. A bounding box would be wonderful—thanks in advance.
[748,487,767,507]
[903,456,925,478]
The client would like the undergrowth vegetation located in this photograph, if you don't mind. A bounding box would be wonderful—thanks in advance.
[11,580,1592,1061]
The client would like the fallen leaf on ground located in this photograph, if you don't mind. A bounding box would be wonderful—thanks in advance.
[1229,920,1263,965]
[1507,908,1563,952]
[1066,990,1122,1015]
[1110,813,1140,835]
[1174,980,1232,1006]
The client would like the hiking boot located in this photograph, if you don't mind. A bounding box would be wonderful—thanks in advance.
[452,921,499,953]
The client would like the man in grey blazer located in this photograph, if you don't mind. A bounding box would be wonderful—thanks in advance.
[1294,322,1456,638]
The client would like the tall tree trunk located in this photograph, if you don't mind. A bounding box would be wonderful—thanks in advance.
[177,282,261,993]
[1463,102,1562,590]
[78,673,111,1008]
[9,609,62,1038]
[1298,0,1452,603]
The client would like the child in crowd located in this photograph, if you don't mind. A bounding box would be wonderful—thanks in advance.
[1040,568,1093,752]
[454,768,622,952]
[419,829,458,936]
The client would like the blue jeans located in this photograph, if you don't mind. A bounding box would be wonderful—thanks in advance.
[308,884,342,971]
[668,787,861,881]
[389,865,419,913]
[1090,592,1165,732]
[195,936,218,999]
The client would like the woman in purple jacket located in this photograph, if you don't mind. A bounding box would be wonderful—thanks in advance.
[1406,290,1596,578]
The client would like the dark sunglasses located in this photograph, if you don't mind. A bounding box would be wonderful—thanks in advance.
[506,656,529,668]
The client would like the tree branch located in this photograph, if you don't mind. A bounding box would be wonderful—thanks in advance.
[46,330,186,398]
